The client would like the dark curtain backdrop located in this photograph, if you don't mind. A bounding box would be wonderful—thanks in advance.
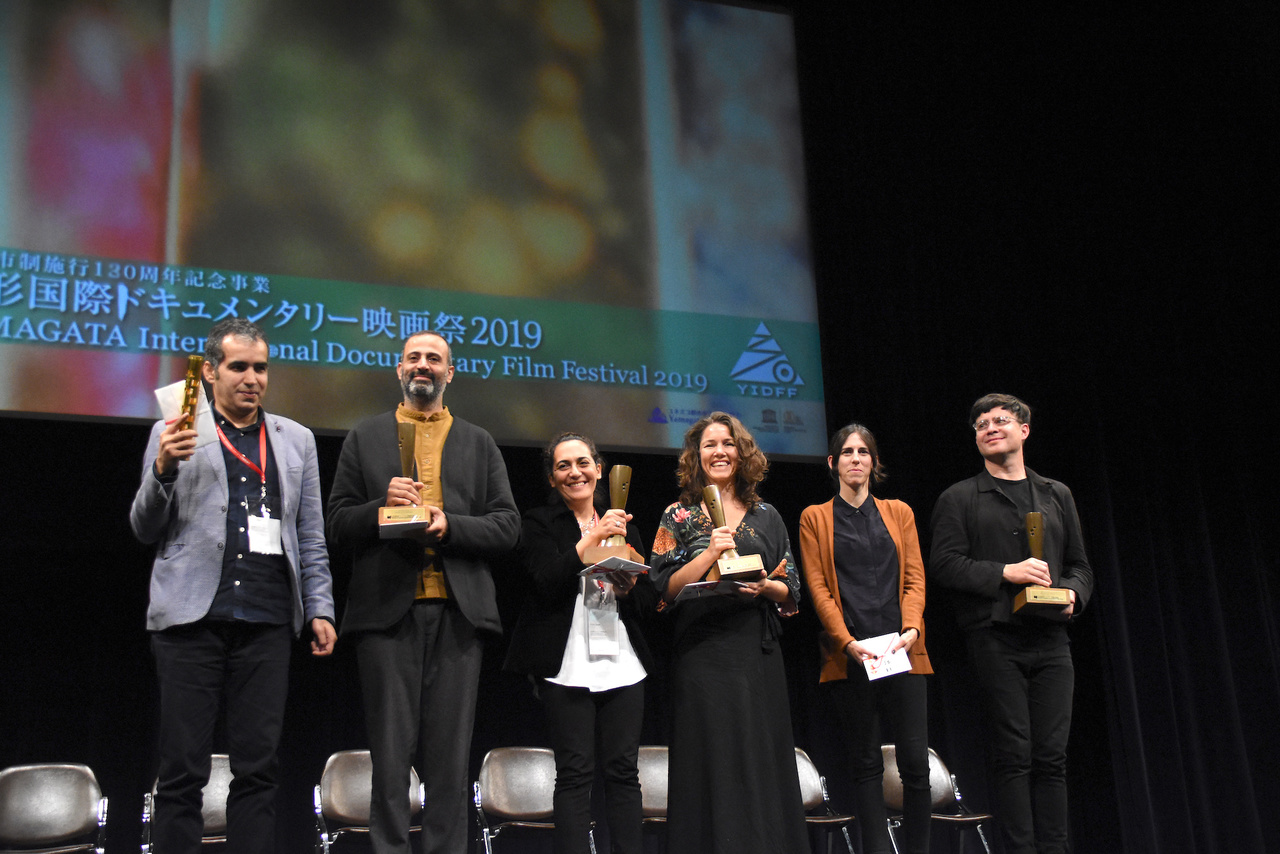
[2,4,1275,854]
[793,4,1277,854]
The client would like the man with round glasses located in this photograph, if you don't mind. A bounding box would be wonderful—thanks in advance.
[930,393,1094,854]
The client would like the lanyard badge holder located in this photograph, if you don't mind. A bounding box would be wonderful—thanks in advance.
[217,422,283,555]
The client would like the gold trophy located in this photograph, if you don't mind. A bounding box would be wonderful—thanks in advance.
[582,465,648,572]
[702,485,764,581]
[378,421,430,537]
[179,354,204,429]
[1013,511,1072,619]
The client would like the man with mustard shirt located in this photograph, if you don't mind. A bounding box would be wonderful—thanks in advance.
[327,331,519,854]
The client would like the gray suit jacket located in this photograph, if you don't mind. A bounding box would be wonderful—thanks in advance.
[130,412,334,633]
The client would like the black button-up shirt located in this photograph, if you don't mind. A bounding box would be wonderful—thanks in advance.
[833,494,901,639]
[206,408,292,625]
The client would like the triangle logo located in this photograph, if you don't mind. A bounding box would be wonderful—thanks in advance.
[729,323,804,386]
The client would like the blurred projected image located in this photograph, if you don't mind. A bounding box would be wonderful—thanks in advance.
[0,0,824,455]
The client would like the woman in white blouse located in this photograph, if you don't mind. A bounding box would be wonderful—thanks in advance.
[504,431,655,854]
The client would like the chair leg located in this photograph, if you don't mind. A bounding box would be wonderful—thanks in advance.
[141,792,153,854]
[885,817,902,854]
[840,824,856,854]
[95,796,108,854]
[313,786,329,854]
[974,823,993,854]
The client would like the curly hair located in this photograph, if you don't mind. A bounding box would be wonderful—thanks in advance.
[675,412,768,509]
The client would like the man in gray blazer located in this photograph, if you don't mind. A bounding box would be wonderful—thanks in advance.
[130,318,336,854]
[327,330,518,854]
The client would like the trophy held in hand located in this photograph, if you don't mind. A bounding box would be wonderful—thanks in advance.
[582,465,648,574]
[1013,511,1072,619]
[378,421,430,538]
[702,485,764,582]
[179,354,204,429]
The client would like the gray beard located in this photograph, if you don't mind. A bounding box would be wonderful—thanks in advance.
[403,374,442,404]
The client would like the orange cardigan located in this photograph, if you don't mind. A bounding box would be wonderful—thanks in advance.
[798,497,932,682]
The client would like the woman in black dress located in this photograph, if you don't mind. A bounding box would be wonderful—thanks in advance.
[504,431,654,854]
[649,412,808,854]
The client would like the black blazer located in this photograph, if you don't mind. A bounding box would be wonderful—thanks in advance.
[504,499,656,677]
[327,410,520,636]
[930,467,1093,631]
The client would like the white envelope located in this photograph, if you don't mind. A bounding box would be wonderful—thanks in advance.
[154,379,217,449]
[861,632,913,681]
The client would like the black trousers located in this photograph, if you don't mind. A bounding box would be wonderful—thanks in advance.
[356,600,483,854]
[150,620,292,854]
[541,679,645,854]
[827,669,930,854]
[967,628,1074,854]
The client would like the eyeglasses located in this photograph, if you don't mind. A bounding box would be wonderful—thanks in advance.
[973,415,1018,432]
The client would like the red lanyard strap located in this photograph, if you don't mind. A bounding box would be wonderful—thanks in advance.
[215,421,267,484]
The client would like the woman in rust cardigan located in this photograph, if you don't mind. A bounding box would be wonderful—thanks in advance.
[799,423,933,854]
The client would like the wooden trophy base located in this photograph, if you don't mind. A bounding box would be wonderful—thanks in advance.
[710,553,765,582]
[378,506,429,539]
[1014,586,1072,620]
[582,544,649,575]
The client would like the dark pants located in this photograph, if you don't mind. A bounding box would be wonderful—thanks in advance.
[541,679,645,854]
[356,600,483,854]
[150,621,292,854]
[967,628,1074,854]
[828,670,930,854]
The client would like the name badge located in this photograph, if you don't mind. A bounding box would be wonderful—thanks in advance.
[248,514,284,555]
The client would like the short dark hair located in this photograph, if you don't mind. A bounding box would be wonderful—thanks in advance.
[205,318,267,369]
[675,412,768,509]
[542,431,605,503]
[826,422,886,488]
[401,331,453,367]
[969,393,1031,428]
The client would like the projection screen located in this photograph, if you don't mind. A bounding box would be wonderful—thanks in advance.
[0,0,824,455]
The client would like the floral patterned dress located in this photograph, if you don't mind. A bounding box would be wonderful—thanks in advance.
[649,500,808,854]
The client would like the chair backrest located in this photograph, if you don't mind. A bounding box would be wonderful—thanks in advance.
[880,745,958,812]
[0,763,103,847]
[637,746,669,818]
[476,748,556,821]
[148,753,233,837]
[201,754,234,835]
[318,749,423,825]
[793,748,826,812]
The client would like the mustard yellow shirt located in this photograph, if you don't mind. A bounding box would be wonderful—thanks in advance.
[395,404,454,599]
